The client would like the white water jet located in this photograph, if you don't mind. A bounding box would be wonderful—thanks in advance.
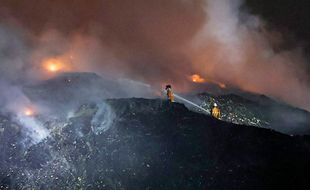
[174,94,210,114]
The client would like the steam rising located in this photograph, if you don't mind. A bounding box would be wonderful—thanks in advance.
[16,114,50,145]
[91,102,115,135]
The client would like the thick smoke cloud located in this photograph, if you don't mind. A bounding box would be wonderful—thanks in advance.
[0,24,32,112]
[0,0,309,110]
[0,0,205,84]
[0,24,50,146]
[190,0,310,109]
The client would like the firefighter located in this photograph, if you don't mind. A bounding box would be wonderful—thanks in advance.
[211,103,221,119]
[165,85,174,102]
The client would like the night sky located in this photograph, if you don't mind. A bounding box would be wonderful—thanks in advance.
[245,0,310,61]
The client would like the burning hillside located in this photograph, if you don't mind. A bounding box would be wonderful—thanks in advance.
[21,72,310,135]
[0,0,310,189]
[189,74,226,89]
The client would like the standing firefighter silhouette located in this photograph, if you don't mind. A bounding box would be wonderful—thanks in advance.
[165,85,175,102]
[211,103,221,119]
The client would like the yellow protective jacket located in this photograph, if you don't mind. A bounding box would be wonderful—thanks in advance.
[167,89,174,102]
[211,107,221,119]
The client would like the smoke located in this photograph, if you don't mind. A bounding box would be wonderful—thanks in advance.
[15,114,50,145]
[91,102,115,135]
[190,0,310,110]
[0,24,51,146]
[0,0,309,111]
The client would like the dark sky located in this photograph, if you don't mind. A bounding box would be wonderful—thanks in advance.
[245,0,310,52]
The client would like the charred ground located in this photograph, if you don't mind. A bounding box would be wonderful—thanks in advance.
[1,97,310,189]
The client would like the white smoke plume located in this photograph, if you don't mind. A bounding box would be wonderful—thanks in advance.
[190,0,310,110]
[91,102,115,135]
[0,24,50,146]
[16,114,50,146]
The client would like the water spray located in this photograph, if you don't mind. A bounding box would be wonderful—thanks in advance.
[174,94,210,114]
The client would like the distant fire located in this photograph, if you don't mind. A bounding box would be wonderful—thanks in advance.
[189,74,226,88]
[43,58,65,73]
[190,74,206,83]
[48,63,59,72]
[24,108,34,116]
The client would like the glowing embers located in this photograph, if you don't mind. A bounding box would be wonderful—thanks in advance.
[190,74,206,83]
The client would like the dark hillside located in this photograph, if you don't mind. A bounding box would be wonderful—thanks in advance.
[1,98,309,189]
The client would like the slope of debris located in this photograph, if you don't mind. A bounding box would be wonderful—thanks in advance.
[23,72,310,136]
[197,93,310,135]
[1,98,310,190]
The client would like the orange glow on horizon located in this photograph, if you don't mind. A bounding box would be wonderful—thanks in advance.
[189,74,226,89]
[48,63,59,72]
[43,58,69,73]
[190,74,206,83]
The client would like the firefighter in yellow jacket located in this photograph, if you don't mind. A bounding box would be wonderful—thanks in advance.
[165,85,175,102]
[211,103,221,119]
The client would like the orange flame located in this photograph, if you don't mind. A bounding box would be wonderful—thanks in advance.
[190,74,206,83]
[189,74,226,88]
[43,58,66,73]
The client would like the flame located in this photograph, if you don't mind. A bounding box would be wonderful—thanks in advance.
[189,74,226,89]
[48,64,58,72]
[43,58,65,73]
[24,108,34,116]
[190,74,206,83]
